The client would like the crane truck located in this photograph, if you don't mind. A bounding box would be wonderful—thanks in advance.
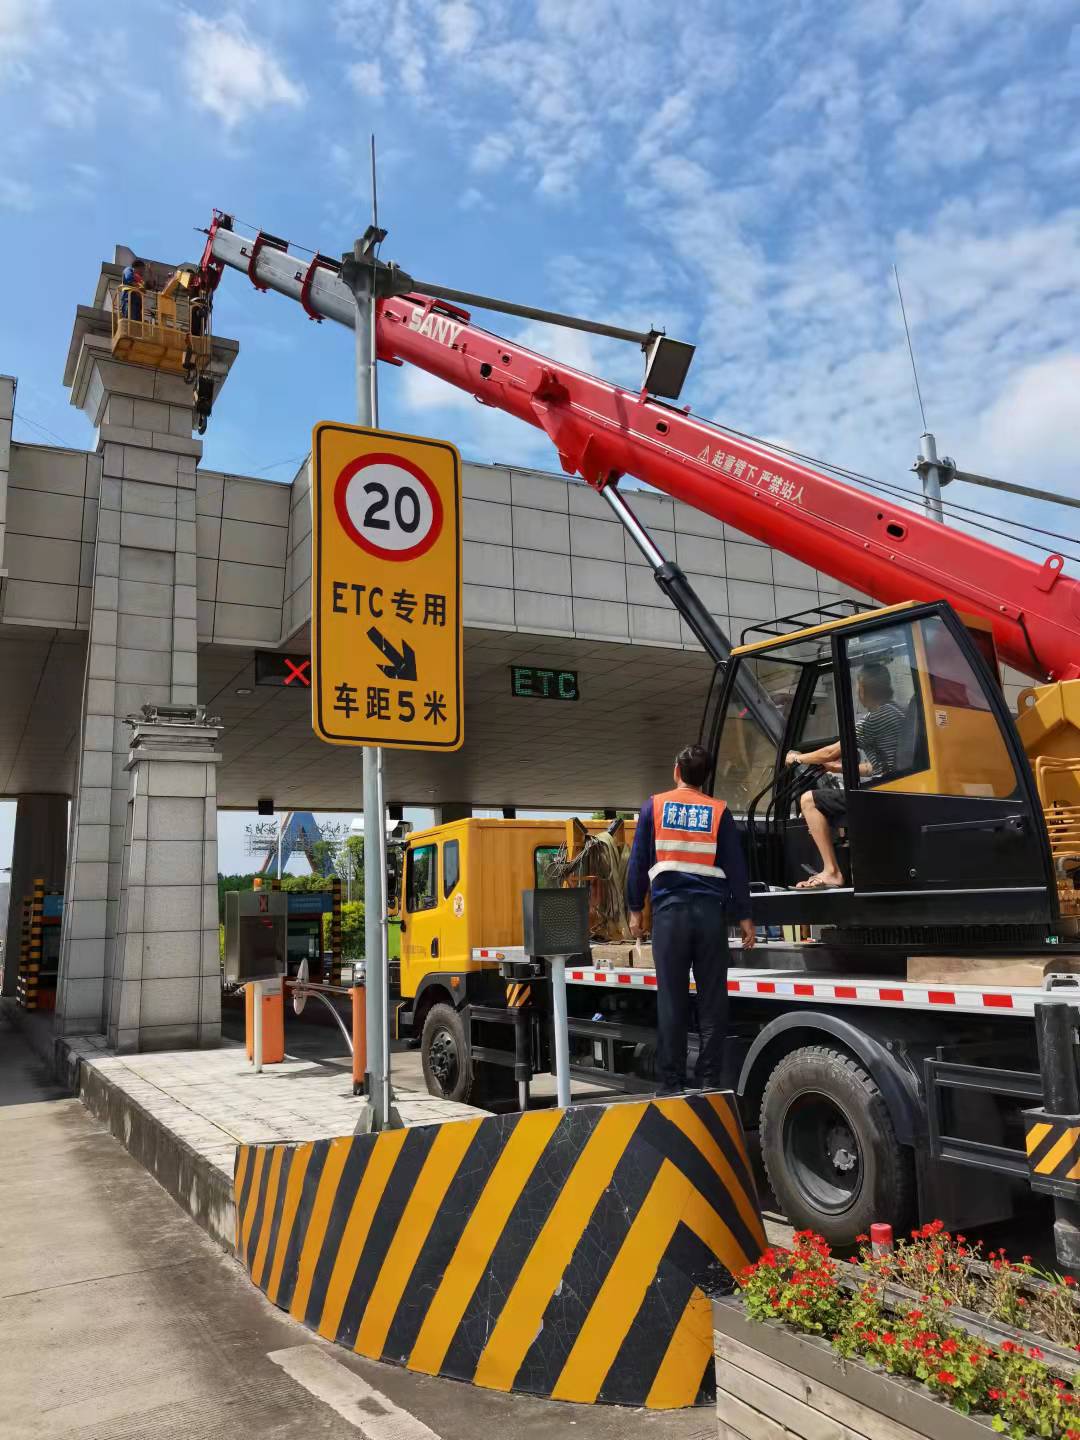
[177,211,1080,1255]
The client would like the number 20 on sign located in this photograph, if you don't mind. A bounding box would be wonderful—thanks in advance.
[311,422,463,751]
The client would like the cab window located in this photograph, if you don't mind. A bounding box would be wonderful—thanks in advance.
[406,844,437,912]
[714,654,799,815]
[842,617,1017,799]
[443,840,460,898]
[535,846,561,888]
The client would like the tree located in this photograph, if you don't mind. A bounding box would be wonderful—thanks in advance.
[217,872,257,922]
[309,838,338,878]
[339,834,364,903]
[330,900,365,958]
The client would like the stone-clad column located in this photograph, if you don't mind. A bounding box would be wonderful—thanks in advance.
[108,707,222,1051]
[55,258,236,1041]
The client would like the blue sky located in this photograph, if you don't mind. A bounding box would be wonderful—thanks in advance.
[2,0,1079,869]
[4,0,1079,493]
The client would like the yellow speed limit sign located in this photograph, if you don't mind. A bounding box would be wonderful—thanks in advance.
[311,422,463,751]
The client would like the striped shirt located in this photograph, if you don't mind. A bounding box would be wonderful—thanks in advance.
[857,701,904,778]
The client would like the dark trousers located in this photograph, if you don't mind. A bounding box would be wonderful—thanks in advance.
[652,896,731,1090]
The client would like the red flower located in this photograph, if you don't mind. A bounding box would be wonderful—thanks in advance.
[937,1371,957,1385]
[1064,1275,1077,1288]
[881,1333,895,1346]
[940,1339,958,1355]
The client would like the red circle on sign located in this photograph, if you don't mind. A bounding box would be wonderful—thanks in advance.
[333,452,444,562]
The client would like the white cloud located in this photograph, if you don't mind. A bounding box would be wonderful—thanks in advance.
[436,1,481,55]
[971,354,1080,498]
[0,174,32,210]
[347,58,385,100]
[0,0,50,59]
[181,12,305,129]
[42,74,99,129]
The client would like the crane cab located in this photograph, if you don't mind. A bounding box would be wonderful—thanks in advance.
[702,599,1064,946]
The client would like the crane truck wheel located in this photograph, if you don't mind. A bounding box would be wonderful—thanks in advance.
[420,1002,516,1108]
[759,1045,914,1249]
[421,1003,474,1103]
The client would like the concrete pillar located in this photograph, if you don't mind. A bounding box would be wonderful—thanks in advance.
[55,254,237,1039]
[107,706,221,1051]
[2,794,67,998]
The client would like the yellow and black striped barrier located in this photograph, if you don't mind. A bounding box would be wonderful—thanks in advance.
[234,1092,765,1408]
[1025,1110,1080,1190]
[505,981,531,1008]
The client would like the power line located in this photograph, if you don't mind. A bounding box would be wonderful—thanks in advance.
[707,419,1080,564]
[12,410,69,447]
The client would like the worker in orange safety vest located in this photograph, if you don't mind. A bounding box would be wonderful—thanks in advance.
[626,744,756,1096]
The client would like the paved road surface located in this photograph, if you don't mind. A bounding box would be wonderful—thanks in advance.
[0,1012,715,1439]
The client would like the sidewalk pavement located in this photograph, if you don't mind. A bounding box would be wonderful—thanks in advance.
[63,1032,485,1188]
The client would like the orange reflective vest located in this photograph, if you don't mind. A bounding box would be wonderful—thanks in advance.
[650,787,726,882]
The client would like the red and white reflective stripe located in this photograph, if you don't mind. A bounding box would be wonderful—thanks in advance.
[474,950,1054,1018]
[561,966,1046,1016]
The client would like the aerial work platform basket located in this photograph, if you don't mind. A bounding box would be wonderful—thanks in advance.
[110,273,211,379]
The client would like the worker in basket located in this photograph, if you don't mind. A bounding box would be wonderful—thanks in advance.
[626,744,756,1097]
[119,257,146,321]
[785,662,904,889]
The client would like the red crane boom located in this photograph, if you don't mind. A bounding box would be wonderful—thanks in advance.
[203,215,1080,683]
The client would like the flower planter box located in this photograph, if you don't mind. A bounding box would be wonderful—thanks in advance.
[713,1294,1001,1440]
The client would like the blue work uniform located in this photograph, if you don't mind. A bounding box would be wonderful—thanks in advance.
[120,264,143,321]
[626,786,752,1092]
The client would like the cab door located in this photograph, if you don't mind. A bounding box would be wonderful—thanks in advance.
[838,605,1056,927]
[401,839,441,995]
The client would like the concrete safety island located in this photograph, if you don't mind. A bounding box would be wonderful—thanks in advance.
[234,1091,766,1410]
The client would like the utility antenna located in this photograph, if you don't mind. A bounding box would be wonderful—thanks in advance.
[893,264,928,432]
[370,133,379,234]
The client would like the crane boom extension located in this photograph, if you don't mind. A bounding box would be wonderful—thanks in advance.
[205,217,1080,684]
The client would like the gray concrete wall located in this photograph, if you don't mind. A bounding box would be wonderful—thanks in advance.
[3,442,99,630]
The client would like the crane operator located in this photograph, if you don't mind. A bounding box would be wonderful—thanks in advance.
[785,662,904,889]
[626,744,756,1097]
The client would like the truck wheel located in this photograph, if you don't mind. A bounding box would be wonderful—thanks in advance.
[760,1045,913,1249]
[421,1003,473,1103]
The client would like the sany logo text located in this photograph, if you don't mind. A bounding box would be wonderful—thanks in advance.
[406,307,464,348]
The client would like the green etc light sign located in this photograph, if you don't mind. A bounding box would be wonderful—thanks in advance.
[510,665,580,702]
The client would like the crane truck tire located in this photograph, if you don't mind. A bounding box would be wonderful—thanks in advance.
[420,1002,514,1108]
[759,1045,914,1249]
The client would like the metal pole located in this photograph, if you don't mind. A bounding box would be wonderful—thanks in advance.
[550,956,572,1109]
[919,431,945,525]
[252,979,263,1074]
[276,813,282,880]
[351,255,390,1132]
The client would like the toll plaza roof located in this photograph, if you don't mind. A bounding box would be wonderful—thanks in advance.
[0,437,872,810]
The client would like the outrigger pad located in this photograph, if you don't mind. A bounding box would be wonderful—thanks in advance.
[233,1092,766,1410]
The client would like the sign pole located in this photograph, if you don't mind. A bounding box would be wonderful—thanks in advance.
[351,247,392,1131]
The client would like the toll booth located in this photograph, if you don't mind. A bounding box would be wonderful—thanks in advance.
[285,891,334,979]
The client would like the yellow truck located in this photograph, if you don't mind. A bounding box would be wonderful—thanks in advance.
[395,816,638,1104]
